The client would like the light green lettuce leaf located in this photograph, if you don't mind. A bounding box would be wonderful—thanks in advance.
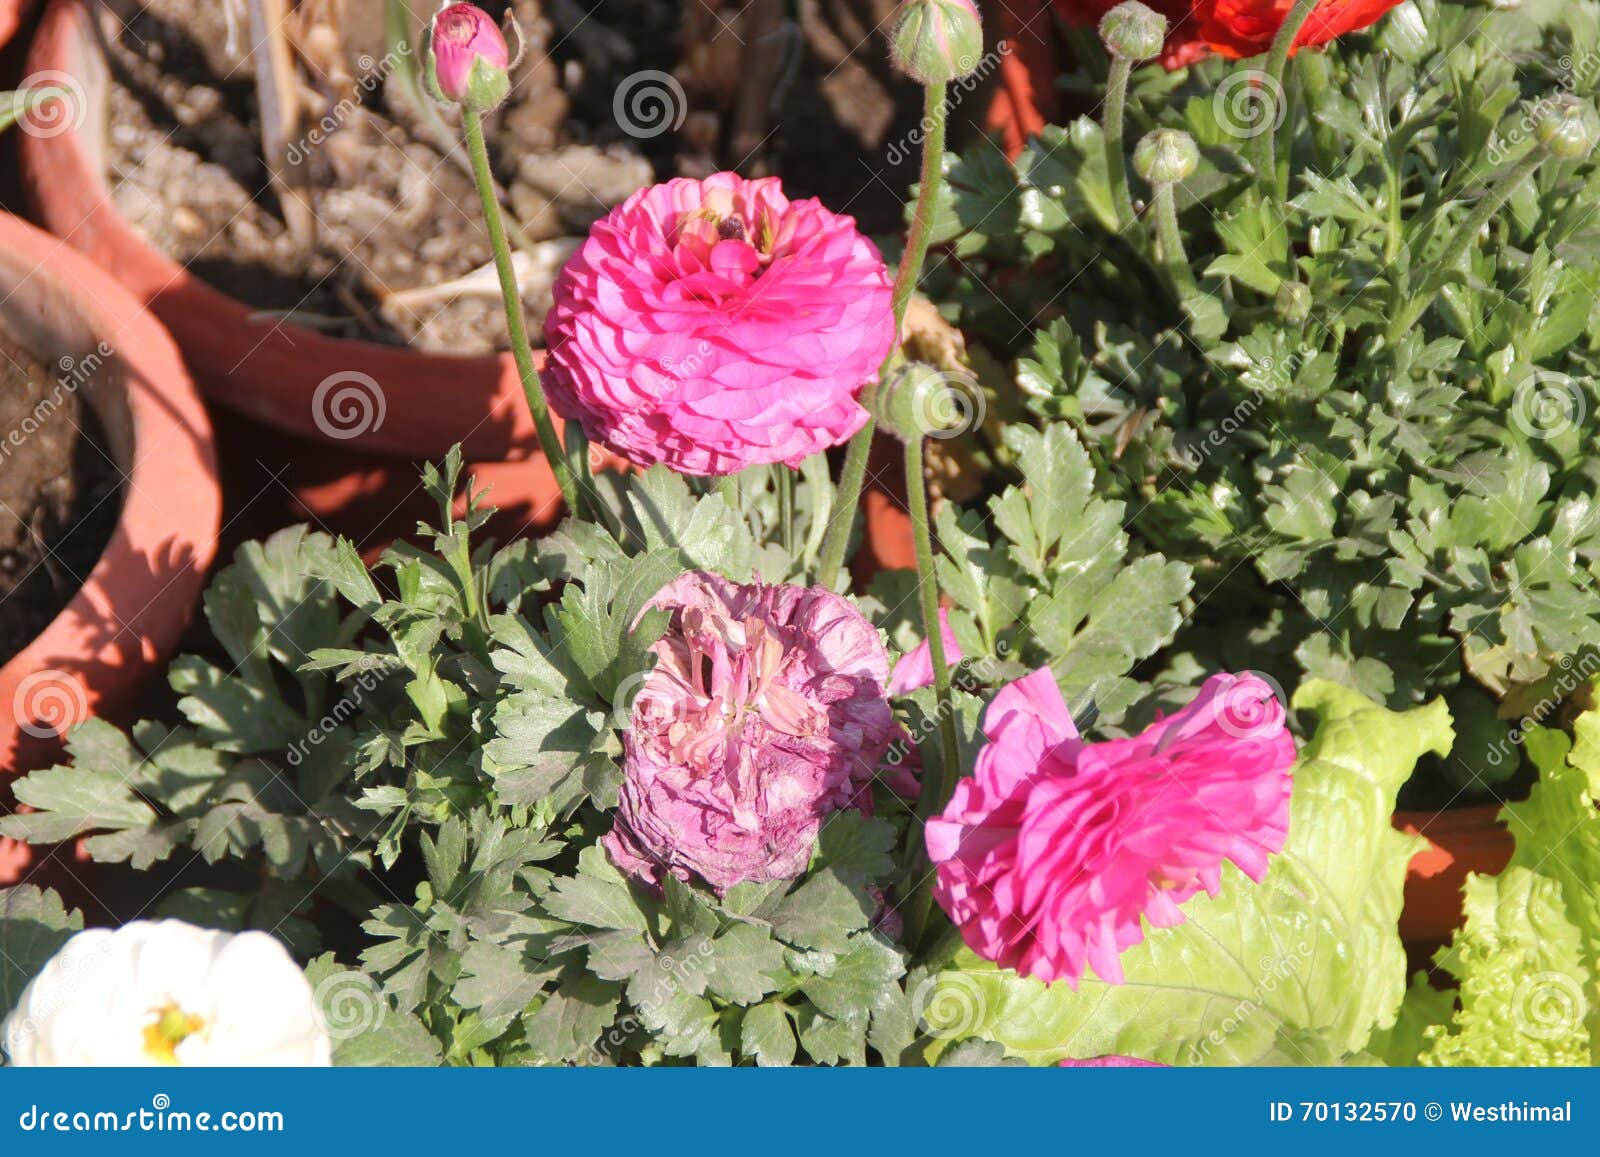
[1392,719,1600,1066]
[923,680,1450,1065]
[1417,867,1592,1067]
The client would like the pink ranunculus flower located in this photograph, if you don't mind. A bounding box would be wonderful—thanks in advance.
[888,607,963,696]
[926,668,1295,987]
[428,3,510,105]
[542,173,896,476]
[604,571,896,892]
[1059,1056,1166,1067]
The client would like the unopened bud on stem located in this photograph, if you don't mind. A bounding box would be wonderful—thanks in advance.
[1133,128,1199,184]
[891,0,984,86]
[1099,1,1167,62]
[427,2,515,111]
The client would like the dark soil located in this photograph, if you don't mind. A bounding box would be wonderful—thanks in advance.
[0,332,122,664]
[102,0,925,356]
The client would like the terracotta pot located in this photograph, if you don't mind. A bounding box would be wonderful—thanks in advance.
[19,0,543,464]
[0,0,38,54]
[212,408,566,566]
[854,434,918,587]
[986,0,1059,160]
[0,211,220,879]
[1394,804,1513,944]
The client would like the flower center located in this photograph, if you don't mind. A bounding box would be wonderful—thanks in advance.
[142,1003,206,1065]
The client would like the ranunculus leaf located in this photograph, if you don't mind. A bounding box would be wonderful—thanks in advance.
[740,1001,797,1067]
[927,681,1451,1064]
[0,886,83,1021]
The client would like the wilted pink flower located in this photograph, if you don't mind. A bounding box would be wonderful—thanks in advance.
[926,668,1294,987]
[543,173,895,476]
[605,572,896,892]
[429,3,510,105]
[888,608,963,696]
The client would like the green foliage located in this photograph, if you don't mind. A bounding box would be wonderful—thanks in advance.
[3,451,1176,1066]
[0,887,82,1021]
[929,423,1193,725]
[922,0,1600,794]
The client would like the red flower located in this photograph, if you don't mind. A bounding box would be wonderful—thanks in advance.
[1051,0,1401,67]
[1190,0,1403,58]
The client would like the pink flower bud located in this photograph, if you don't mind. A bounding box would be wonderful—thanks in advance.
[428,3,511,109]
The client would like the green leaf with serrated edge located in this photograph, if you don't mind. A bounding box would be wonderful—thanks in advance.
[544,845,650,932]
[925,682,1449,1065]
[740,1001,797,1066]
[0,886,83,1021]
[800,934,904,1020]
[303,956,442,1067]
[524,971,621,1064]
[814,812,896,883]
[769,869,873,953]
[703,922,790,1005]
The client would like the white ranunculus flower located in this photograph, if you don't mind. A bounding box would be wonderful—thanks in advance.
[2,920,331,1066]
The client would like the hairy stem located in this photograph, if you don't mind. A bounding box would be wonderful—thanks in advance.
[463,109,584,516]
[816,80,949,587]
[1384,147,1544,344]
[1249,0,1319,198]
[1103,55,1139,233]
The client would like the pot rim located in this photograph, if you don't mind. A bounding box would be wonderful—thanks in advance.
[19,0,545,460]
[0,210,219,773]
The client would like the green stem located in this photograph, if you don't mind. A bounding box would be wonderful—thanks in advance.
[1151,182,1197,300]
[1298,50,1334,171]
[898,433,962,956]
[463,109,584,517]
[778,466,795,558]
[905,436,960,813]
[816,80,949,588]
[1384,147,1545,345]
[1103,56,1138,233]
[1248,0,1319,198]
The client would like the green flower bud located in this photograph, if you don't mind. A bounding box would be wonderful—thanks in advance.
[1275,280,1313,325]
[891,0,984,86]
[1534,94,1600,160]
[1099,1,1167,62]
[1133,128,1199,184]
[869,362,973,442]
